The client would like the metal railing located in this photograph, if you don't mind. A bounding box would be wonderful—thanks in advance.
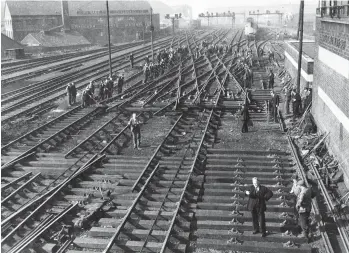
[316,5,349,19]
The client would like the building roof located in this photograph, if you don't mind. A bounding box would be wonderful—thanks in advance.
[1,33,24,50]
[290,41,316,60]
[5,0,151,16]
[21,31,91,48]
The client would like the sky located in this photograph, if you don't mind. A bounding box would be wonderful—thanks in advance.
[160,0,319,16]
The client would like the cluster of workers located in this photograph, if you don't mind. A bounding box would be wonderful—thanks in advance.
[66,73,125,107]
[246,176,315,240]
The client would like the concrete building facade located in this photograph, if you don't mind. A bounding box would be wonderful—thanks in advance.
[284,40,315,91]
[313,1,349,186]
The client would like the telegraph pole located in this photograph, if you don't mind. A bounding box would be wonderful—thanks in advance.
[150,7,154,62]
[106,0,112,77]
[296,0,304,93]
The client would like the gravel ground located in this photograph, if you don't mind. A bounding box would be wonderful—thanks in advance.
[215,116,289,153]
[119,114,178,157]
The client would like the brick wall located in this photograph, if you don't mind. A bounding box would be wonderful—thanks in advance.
[312,17,349,186]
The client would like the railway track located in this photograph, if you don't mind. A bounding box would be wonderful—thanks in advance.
[0,29,232,253]
[1,27,339,253]
[1,41,146,77]
[0,36,183,123]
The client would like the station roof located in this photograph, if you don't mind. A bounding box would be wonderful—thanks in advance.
[5,0,152,16]
[21,31,91,48]
[290,41,316,60]
[1,33,24,50]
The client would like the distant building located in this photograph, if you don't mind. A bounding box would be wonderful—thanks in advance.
[1,33,25,59]
[21,30,91,52]
[3,0,160,44]
[313,1,349,186]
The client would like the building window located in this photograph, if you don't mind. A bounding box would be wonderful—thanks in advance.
[339,123,343,142]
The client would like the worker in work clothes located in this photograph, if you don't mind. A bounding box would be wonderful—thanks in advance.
[292,89,302,118]
[240,103,250,133]
[270,90,280,122]
[130,53,134,68]
[127,113,141,150]
[268,69,275,89]
[292,180,313,241]
[71,83,77,104]
[246,177,273,237]
[284,88,292,115]
[66,83,72,106]
[81,89,88,108]
[143,64,149,83]
[117,74,124,94]
[99,82,105,101]
[268,50,275,63]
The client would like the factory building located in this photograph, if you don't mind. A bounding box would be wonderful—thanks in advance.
[312,1,349,186]
[3,0,160,44]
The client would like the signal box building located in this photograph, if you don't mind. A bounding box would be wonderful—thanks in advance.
[3,0,160,44]
[313,1,349,186]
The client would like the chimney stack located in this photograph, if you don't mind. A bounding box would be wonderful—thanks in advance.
[61,0,70,31]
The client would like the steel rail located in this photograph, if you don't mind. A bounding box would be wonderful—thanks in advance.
[310,161,349,252]
[1,154,104,246]
[131,114,183,191]
[160,109,215,253]
[286,134,335,253]
[1,106,80,153]
[7,203,78,253]
[139,110,212,253]
[1,151,94,229]
[1,173,42,205]
[1,36,186,123]
[1,172,32,191]
[102,163,161,253]
[2,106,103,170]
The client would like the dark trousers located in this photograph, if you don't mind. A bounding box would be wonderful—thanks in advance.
[242,120,248,133]
[130,60,134,68]
[285,97,291,114]
[67,94,72,105]
[251,209,266,233]
[293,102,301,117]
[271,106,278,122]
[299,211,310,234]
[132,129,141,148]
[269,81,274,89]
[118,86,122,94]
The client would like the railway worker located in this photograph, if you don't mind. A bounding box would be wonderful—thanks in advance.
[106,77,114,98]
[143,64,149,83]
[268,69,275,89]
[245,177,273,237]
[259,48,264,57]
[117,74,124,94]
[81,89,88,108]
[240,103,250,133]
[260,80,268,90]
[71,83,77,104]
[145,55,150,65]
[293,180,313,240]
[99,82,105,101]
[66,83,72,106]
[284,87,292,114]
[270,90,280,122]
[127,113,141,150]
[268,50,275,63]
[302,87,312,112]
[157,50,162,64]
[130,53,134,68]
[292,89,302,118]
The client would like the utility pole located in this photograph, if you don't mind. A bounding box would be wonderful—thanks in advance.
[150,7,154,62]
[106,0,112,77]
[296,0,304,93]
